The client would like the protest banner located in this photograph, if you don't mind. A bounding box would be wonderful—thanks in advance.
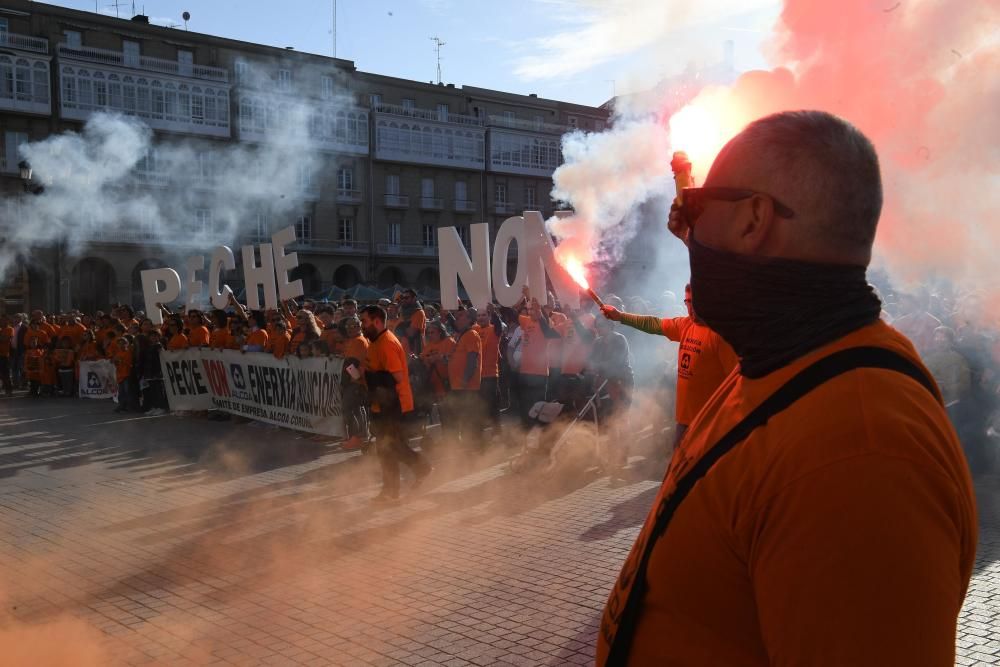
[78,360,118,399]
[160,349,345,437]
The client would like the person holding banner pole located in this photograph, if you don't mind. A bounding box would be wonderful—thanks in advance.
[361,305,432,504]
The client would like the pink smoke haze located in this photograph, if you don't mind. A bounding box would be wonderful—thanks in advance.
[551,0,997,292]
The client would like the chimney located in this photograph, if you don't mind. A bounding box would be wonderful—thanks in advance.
[131,14,150,24]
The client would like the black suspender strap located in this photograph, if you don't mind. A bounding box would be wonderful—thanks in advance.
[604,346,939,666]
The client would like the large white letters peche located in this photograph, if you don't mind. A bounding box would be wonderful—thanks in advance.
[140,225,304,317]
[438,210,580,309]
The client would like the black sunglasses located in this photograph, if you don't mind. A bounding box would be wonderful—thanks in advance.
[679,187,795,227]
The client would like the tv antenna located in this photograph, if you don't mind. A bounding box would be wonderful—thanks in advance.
[331,0,337,57]
[106,0,125,18]
[430,36,445,84]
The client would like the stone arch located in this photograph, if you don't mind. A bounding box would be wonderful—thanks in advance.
[289,262,323,296]
[377,266,405,289]
[333,264,362,289]
[416,267,439,292]
[71,257,116,314]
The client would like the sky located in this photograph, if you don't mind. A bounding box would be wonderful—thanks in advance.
[39,0,780,106]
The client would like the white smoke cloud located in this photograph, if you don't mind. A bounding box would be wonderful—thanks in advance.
[514,0,776,81]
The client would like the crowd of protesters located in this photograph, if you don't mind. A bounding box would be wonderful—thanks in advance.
[1,278,997,475]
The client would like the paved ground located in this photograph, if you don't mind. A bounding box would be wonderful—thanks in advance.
[0,394,997,666]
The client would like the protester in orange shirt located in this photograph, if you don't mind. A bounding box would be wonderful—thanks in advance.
[165,317,189,351]
[243,312,269,353]
[476,306,506,433]
[0,315,13,396]
[338,316,369,364]
[111,336,135,413]
[362,304,430,503]
[602,282,738,450]
[290,311,320,356]
[77,330,102,362]
[597,111,976,667]
[52,336,77,397]
[209,310,231,349]
[445,308,483,446]
[186,310,211,347]
[266,320,291,359]
[23,320,51,352]
[60,317,88,348]
[420,322,455,401]
[24,338,45,397]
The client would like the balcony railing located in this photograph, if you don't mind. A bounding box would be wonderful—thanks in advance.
[336,188,363,204]
[0,32,49,54]
[488,114,570,135]
[453,199,477,213]
[57,44,229,83]
[373,102,483,127]
[383,194,409,208]
[376,243,439,256]
[290,238,369,253]
[493,202,517,215]
[419,196,443,210]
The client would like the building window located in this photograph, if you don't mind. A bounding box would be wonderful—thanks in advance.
[234,59,248,83]
[123,40,140,67]
[494,183,507,204]
[2,131,28,174]
[567,116,578,129]
[454,181,467,203]
[385,174,400,195]
[63,30,81,47]
[387,222,400,246]
[596,120,605,131]
[502,110,515,124]
[421,177,434,198]
[177,50,193,76]
[0,19,8,33]
[422,224,435,248]
[296,214,312,241]
[369,93,382,107]
[338,217,353,244]
[401,98,415,110]
[194,208,212,234]
[337,167,354,191]
[489,134,562,172]
[277,69,292,91]
[436,103,448,121]
[254,212,269,240]
[533,114,544,130]
[457,225,470,248]
[322,75,334,99]
[525,185,536,208]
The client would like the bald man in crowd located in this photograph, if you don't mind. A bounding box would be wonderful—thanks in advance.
[598,111,976,666]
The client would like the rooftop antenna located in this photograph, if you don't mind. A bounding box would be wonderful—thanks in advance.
[332,0,337,57]
[182,11,190,30]
[107,0,125,18]
[430,36,445,84]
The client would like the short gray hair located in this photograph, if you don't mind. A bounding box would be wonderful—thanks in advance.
[721,110,882,250]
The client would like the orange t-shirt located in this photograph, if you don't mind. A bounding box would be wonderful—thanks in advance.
[24,328,50,350]
[517,314,549,377]
[209,328,230,350]
[188,325,210,347]
[61,322,88,348]
[79,341,101,362]
[448,328,482,391]
[365,329,414,413]
[245,328,268,350]
[477,324,501,379]
[41,322,59,338]
[267,331,291,359]
[320,327,341,355]
[341,335,369,363]
[52,348,75,369]
[167,333,189,351]
[421,337,455,398]
[112,348,133,384]
[660,316,738,425]
[289,330,308,355]
[25,349,45,382]
[597,321,977,666]
[560,313,594,375]
[0,326,13,357]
